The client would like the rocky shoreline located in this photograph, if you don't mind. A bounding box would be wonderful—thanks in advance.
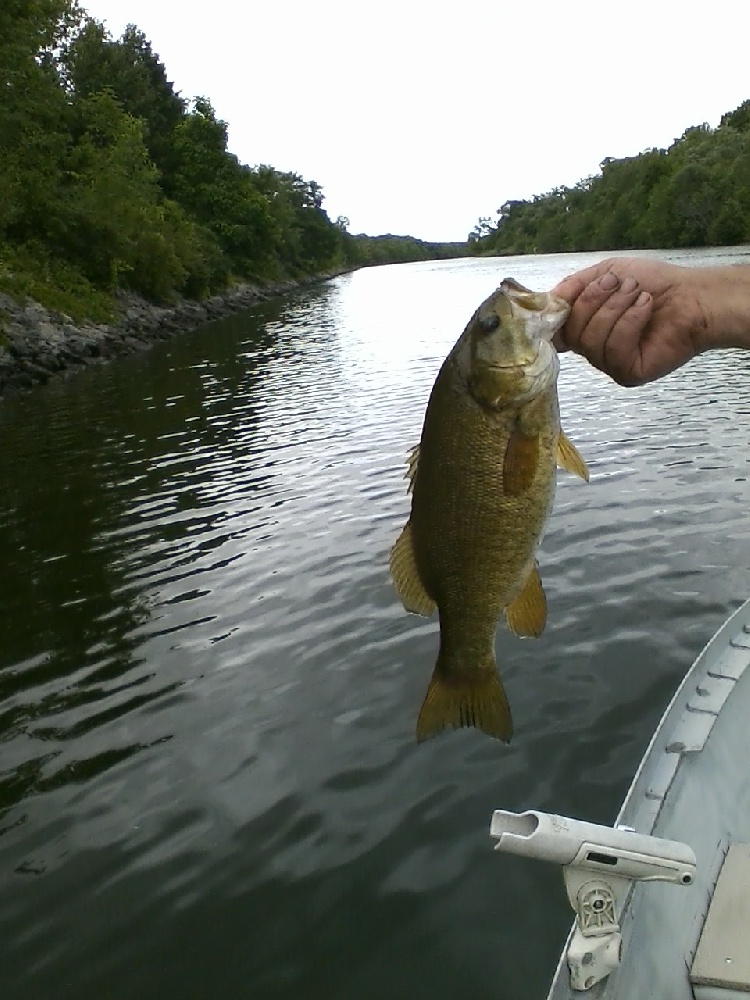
[0,270,349,401]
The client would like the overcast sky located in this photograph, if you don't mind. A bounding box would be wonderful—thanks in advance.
[83,0,749,242]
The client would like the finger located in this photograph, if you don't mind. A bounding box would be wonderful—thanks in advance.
[558,269,628,352]
[600,291,654,386]
[552,332,569,353]
[577,275,643,360]
[551,260,614,304]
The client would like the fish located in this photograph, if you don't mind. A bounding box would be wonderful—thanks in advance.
[389,278,588,743]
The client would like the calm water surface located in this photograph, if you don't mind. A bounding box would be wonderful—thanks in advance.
[2,249,750,999]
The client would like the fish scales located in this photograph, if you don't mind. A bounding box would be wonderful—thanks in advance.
[389,279,588,743]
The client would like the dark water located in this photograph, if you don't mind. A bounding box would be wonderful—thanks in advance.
[2,250,750,1000]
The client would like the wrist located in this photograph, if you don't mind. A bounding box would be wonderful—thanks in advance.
[693,265,750,352]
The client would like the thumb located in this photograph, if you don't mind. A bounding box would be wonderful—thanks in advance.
[552,331,569,353]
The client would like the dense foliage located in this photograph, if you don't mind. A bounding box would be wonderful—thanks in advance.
[350,234,468,266]
[470,104,750,256]
[1,1,454,318]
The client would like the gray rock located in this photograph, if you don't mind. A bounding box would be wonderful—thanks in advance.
[20,359,51,382]
[0,268,350,401]
[124,334,149,349]
[22,303,50,325]
[7,334,31,357]
[0,293,22,315]
[94,339,117,357]
[36,352,64,372]
[36,320,62,345]
[3,319,27,338]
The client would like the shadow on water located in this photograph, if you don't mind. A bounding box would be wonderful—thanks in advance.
[0,296,298,817]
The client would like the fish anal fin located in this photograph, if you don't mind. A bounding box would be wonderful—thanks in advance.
[503,424,539,496]
[389,521,435,617]
[416,667,513,743]
[557,430,589,482]
[505,562,547,637]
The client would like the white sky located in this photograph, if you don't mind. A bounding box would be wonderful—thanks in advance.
[84,0,749,242]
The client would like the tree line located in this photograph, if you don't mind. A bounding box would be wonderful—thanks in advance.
[1,1,456,319]
[469,101,750,256]
[349,233,467,266]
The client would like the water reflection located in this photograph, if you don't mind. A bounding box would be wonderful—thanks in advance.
[1,249,750,999]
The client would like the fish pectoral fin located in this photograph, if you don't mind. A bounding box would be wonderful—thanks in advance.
[416,665,513,743]
[404,443,419,495]
[556,430,589,482]
[505,562,547,637]
[389,520,436,617]
[503,424,539,496]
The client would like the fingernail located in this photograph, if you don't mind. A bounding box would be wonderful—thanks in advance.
[621,276,638,294]
[636,291,651,306]
[598,272,619,290]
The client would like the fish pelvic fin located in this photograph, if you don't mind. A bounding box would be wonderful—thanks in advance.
[505,562,547,638]
[416,664,513,743]
[556,429,589,482]
[389,520,436,617]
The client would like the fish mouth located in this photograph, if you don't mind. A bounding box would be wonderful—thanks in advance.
[500,278,550,313]
[484,345,543,372]
[500,279,570,339]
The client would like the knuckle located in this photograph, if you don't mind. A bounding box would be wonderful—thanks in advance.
[579,283,609,304]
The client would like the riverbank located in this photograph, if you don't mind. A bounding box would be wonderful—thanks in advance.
[0,269,351,401]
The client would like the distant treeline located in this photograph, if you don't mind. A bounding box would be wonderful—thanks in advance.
[469,101,750,256]
[1,1,458,319]
[352,234,468,266]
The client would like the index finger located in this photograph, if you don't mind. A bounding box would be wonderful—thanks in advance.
[551,261,615,304]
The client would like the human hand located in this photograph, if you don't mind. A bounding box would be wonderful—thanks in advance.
[551,258,709,386]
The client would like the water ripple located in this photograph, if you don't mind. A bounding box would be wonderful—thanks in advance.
[1,251,750,999]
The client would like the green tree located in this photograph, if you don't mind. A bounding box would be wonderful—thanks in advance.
[472,109,750,256]
[64,20,185,183]
[168,99,280,278]
[0,0,82,242]
[720,100,750,132]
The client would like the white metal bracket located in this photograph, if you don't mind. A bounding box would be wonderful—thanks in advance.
[563,869,626,990]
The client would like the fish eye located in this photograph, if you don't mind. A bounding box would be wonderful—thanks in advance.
[477,314,500,333]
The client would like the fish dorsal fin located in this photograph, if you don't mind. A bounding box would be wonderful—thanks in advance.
[389,521,436,617]
[404,444,419,495]
[505,562,547,637]
[557,430,589,482]
[503,424,539,496]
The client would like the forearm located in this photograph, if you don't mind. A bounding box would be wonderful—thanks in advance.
[693,265,750,352]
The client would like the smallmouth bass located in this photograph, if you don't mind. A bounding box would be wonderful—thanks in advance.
[389,279,588,742]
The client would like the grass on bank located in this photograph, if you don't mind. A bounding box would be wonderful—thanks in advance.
[0,244,116,324]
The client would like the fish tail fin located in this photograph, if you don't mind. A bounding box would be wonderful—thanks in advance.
[416,661,513,743]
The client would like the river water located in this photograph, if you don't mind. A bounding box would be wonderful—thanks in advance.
[1,248,750,1000]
